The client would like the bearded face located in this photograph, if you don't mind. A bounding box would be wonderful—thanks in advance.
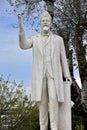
[41,17,51,31]
[40,11,52,32]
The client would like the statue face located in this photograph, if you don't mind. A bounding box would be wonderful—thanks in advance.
[40,16,51,31]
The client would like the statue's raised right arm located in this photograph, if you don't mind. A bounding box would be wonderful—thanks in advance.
[18,16,33,49]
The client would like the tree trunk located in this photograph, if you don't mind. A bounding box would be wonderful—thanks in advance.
[75,25,87,130]
[82,79,87,130]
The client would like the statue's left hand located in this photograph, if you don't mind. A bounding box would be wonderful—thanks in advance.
[65,77,72,85]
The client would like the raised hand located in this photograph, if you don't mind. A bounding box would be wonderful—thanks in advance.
[18,15,24,31]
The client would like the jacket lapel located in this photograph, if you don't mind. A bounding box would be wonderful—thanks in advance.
[36,32,55,57]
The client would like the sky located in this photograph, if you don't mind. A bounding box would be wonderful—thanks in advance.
[0,0,35,94]
[0,0,82,95]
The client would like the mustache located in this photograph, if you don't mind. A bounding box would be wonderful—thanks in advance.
[43,25,48,26]
[43,25,49,27]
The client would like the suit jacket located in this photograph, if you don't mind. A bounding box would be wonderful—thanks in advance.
[19,32,70,102]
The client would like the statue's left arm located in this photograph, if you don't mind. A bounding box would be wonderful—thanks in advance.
[60,37,72,84]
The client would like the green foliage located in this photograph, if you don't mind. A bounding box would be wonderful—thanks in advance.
[72,105,84,130]
[0,76,39,130]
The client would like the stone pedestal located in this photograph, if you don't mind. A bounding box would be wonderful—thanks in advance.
[59,82,71,130]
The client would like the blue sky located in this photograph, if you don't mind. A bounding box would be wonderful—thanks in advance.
[0,0,35,94]
[0,0,82,95]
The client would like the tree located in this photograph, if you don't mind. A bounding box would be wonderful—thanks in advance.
[54,0,87,90]
[52,0,87,129]
[72,104,84,130]
[0,75,39,130]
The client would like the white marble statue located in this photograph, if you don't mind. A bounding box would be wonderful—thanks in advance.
[18,11,72,130]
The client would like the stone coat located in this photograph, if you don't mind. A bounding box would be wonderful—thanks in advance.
[19,32,70,102]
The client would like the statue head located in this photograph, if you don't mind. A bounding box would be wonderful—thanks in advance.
[40,11,52,32]
[40,11,51,21]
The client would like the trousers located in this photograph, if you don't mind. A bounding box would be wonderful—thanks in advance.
[39,72,59,130]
